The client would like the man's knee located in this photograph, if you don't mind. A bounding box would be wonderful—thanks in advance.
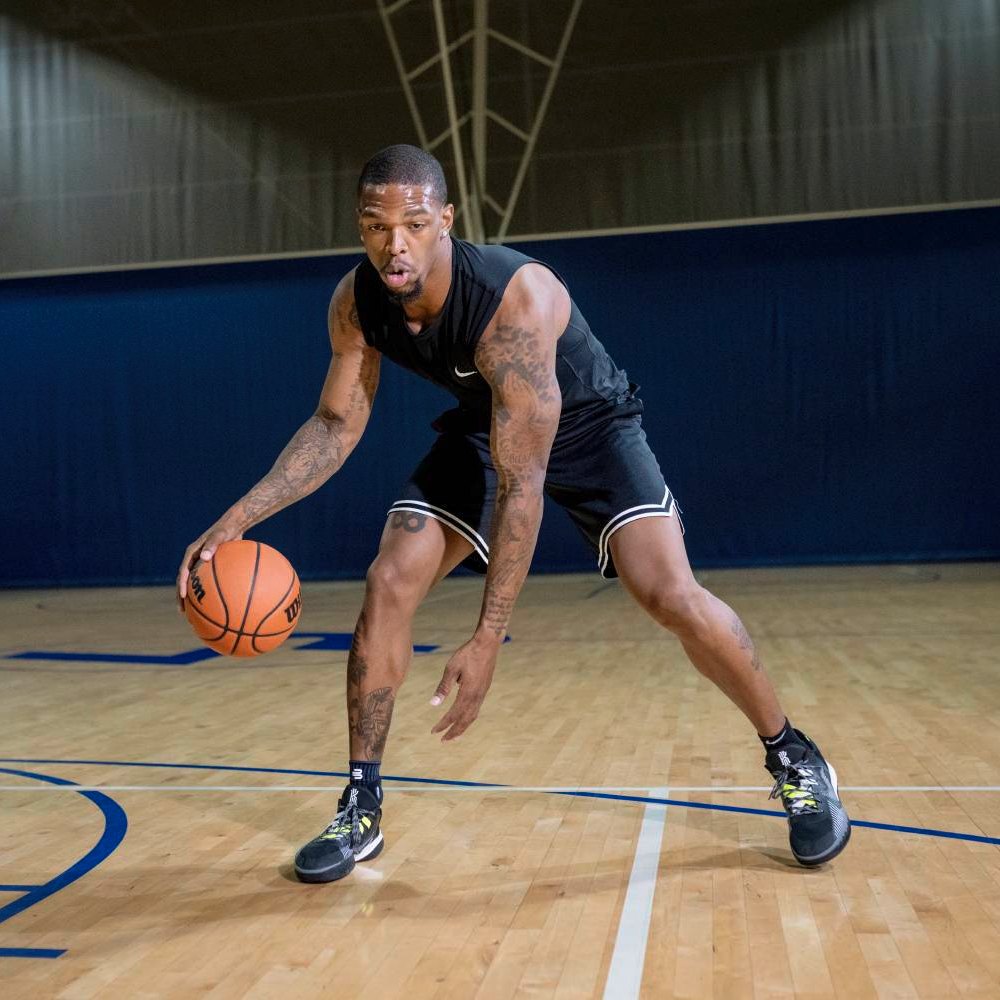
[365,555,425,611]
[639,580,709,635]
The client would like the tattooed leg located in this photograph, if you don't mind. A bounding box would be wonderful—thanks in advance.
[350,687,396,760]
[610,515,785,736]
[670,595,783,736]
[346,512,475,759]
[347,606,402,759]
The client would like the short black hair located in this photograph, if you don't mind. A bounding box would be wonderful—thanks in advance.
[357,144,448,204]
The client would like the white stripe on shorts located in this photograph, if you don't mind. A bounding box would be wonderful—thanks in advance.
[598,486,677,576]
[387,500,490,564]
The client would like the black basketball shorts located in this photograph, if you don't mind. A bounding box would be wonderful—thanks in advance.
[388,404,682,579]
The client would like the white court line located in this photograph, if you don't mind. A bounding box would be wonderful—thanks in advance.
[603,787,669,1000]
[2,784,1000,793]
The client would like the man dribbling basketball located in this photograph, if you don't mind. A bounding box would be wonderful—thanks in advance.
[177,145,850,882]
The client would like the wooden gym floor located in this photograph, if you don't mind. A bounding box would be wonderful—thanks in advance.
[1,561,999,999]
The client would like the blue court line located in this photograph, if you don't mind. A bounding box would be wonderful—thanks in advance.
[0,885,40,892]
[0,766,128,960]
[1,757,998,847]
[558,790,1000,846]
[7,650,218,665]
[0,947,66,959]
[291,633,440,654]
[4,634,439,667]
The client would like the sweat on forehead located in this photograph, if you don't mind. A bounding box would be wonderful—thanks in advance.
[358,184,437,209]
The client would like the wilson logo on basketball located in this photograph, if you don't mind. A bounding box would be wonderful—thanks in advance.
[190,572,206,602]
[284,595,302,624]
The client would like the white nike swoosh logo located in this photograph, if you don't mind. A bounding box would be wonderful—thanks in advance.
[454,366,478,378]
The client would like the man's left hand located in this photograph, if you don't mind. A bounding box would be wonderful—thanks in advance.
[430,636,499,741]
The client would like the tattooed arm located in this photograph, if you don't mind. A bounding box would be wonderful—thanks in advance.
[474,267,564,639]
[177,269,380,606]
[430,264,567,739]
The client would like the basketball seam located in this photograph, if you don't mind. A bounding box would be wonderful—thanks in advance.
[196,625,293,638]
[185,599,227,637]
[210,557,231,631]
[230,542,261,656]
[251,571,298,654]
[252,622,297,639]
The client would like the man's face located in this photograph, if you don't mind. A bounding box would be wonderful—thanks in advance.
[357,183,454,304]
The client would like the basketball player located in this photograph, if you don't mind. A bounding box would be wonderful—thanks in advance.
[177,145,850,882]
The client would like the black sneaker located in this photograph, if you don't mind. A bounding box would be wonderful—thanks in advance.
[765,732,851,867]
[294,784,384,883]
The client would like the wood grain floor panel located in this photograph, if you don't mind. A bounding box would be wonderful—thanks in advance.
[1,562,998,998]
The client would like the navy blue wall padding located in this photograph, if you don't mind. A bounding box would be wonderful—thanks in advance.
[2,206,999,587]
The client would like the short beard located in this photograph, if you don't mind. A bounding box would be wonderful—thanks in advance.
[386,277,424,305]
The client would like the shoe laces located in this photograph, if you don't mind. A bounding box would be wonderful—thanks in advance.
[320,787,362,847]
[769,761,822,815]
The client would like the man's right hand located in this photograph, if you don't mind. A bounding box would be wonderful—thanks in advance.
[176,524,242,611]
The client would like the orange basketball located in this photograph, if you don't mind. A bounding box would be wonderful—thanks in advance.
[185,540,302,657]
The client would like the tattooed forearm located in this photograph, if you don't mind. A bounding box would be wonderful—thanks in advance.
[349,686,396,760]
[478,410,548,638]
[472,310,561,642]
[482,591,518,636]
[230,414,347,529]
[477,459,546,638]
[730,613,764,671]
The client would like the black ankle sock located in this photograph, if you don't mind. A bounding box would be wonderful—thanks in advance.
[349,760,383,803]
[758,718,802,751]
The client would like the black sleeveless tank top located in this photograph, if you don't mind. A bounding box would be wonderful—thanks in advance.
[353,238,633,433]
